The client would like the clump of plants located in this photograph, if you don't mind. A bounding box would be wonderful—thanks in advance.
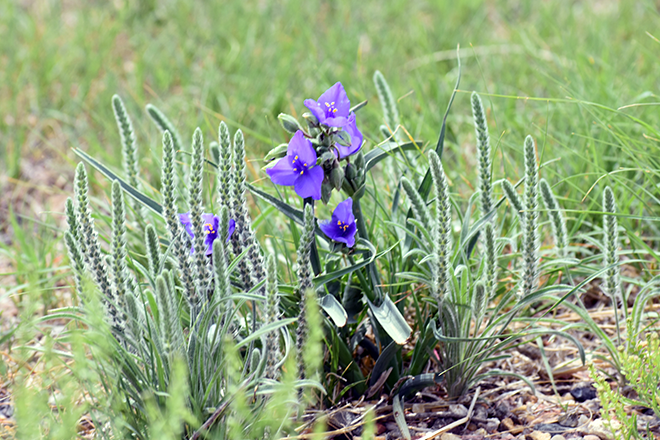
[58,64,599,438]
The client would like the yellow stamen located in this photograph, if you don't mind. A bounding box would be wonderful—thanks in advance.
[300,170,304,175]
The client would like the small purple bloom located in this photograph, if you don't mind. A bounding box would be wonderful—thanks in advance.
[335,113,363,159]
[319,198,357,248]
[179,212,235,255]
[266,130,324,200]
[304,82,352,128]
[227,219,236,243]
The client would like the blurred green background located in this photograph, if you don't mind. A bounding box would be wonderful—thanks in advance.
[1,0,659,310]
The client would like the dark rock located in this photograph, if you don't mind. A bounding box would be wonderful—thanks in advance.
[570,382,597,402]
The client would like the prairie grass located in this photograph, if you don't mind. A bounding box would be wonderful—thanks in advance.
[2,0,660,438]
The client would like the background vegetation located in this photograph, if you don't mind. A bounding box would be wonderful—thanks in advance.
[1,0,660,438]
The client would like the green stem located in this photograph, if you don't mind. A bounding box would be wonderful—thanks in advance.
[352,198,383,302]
[303,197,321,276]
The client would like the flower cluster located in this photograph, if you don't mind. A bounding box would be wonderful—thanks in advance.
[266,82,362,248]
[179,212,235,255]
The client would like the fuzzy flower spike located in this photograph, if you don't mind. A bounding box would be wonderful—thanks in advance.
[304,82,352,128]
[267,130,324,200]
[179,213,235,255]
[320,198,357,247]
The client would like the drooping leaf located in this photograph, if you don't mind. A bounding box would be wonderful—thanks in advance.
[392,394,411,440]
[73,148,163,216]
[319,294,347,327]
[364,141,424,172]
[366,296,412,345]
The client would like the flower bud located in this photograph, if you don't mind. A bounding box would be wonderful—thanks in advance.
[335,129,352,147]
[354,151,365,169]
[345,163,358,180]
[302,112,319,127]
[319,150,336,164]
[264,143,289,162]
[330,166,344,191]
[278,113,304,134]
[321,181,333,204]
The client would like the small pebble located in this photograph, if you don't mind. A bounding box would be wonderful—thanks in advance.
[550,435,566,440]
[570,382,598,402]
[440,433,461,440]
[527,431,551,440]
[583,435,601,440]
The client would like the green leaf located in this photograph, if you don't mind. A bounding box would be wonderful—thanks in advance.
[368,341,400,387]
[364,141,424,172]
[247,183,330,243]
[319,294,347,327]
[392,394,411,440]
[72,148,163,216]
[415,47,461,201]
[366,296,412,345]
[313,242,397,288]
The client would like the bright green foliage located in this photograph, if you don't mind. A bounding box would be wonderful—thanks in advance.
[592,328,660,439]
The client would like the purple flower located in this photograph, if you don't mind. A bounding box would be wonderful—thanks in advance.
[335,113,363,159]
[304,82,352,128]
[266,130,324,200]
[319,198,357,248]
[179,212,236,255]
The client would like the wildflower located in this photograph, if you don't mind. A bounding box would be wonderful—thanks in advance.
[304,82,352,128]
[266,130,323,200]
[179,213,235,255]
[335,113,363,159]
[319,198,357,247]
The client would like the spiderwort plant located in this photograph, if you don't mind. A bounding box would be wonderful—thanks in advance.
[178,212,236,255]
[266,131,324,200]
[269,82,365,205]
[319,198,357,248]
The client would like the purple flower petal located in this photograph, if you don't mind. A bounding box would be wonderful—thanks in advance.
[289,131,317,166]
[320,198,357,247]
[335,113,363,158]
[318,82,351,116]
[267,131,323,200]
[266,156,298,186]
[227,218,236,243]
[304,99,327,124]
[294,166,324,200]
[179,212,194,238]
[332,198,354,223]
[304,82,352,128]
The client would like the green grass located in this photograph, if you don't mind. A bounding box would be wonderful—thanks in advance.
[4,0,658,311]
[2,0,660,437]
